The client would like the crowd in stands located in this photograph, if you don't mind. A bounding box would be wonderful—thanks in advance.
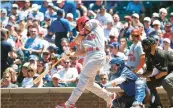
[1,0,173,90]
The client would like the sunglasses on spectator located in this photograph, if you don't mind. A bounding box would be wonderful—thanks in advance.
[28,69,34,72]
[131,35,139,37]
[31,30,37,32]
[50,57,56,60]
[100,78,107,80]
[132,16,138,19]
[64,61,70,64]
[109,36,115,39]
[153,24,159,26]
[163,41,169,44]
[37,65,43,67]
[43,52,49,55]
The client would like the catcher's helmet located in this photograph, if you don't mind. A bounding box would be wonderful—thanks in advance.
[142,37,156,46]
[110,57,124,65]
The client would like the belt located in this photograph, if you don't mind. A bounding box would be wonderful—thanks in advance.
[86,47,100,52]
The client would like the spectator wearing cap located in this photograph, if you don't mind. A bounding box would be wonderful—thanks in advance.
[108,42,127,61]
[108,30,118,44]
[44,73,66,87]
[96,5,113,26]
[153,35,162,48]
[113,13,123,32]
[143,17,154,37]
[149,20,163,38]
[151,12,159,24]
[48,9,71,52]
[28,4,44,22]
[45,2,57,21]
[132,13,143,28]
[126,28,145,74]
[66,13,77,37]
[39,0,52,14]
[104,19,119,41]
[126,1,145,14]
[162,38,173,53]
[170,12,173,32]
[159,8,169,30]
[57,0,77,20]
[57,58,78,87]
[0,8,9,27]
[163,22,172,39]
[16,62,30,87]
[22,27,43,59]
[41,50,50,64]
[1,28,17,78]
[8,4,21,21]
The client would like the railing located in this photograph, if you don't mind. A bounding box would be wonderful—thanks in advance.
[1,87,166,94]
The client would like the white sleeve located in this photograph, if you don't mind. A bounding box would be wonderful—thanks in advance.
[104,77,126,87]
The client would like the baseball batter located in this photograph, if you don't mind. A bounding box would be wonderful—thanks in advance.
[55,18,115,108]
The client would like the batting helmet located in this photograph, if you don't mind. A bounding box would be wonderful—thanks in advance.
[76,16,89,31]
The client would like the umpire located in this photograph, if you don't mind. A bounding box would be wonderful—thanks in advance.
[141,37,173,108]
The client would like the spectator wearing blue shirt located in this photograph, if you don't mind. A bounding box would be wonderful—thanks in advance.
[22,27,43,59]
[48,9,71,54]
[143,17,154,37]
[45,2,57,21]
[0,8,9,27]
[126,1,145,14]
[39,0,52,14]
[104,57,147,108]
[56,0,77,20]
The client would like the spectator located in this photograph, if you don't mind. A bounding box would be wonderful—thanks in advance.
[126,1,145,14]
[22,27,43,58]
[66,13,77,38]
[39,0,52,14]
[28,4,44,22]
[170,12,173,31]
[58,59,78,87]
[151,12,160,24]
[22,64,36,88]
[126,28,145,74]
[96,5,113,26]
[112,13,123,32]
[1,28,17,78]
[21,0,32,19]
[0,8,9,27]
[159,8,169,30]
[49,53,60,77]
[70,57,83,74]
[8,4,20,21]
[45,2,57,21]
[108,30,118,44]
[57,0,77,20]
[108,42,127,60]
[44,73,66,87]
[16,62,30,87]
[163,22,172,39]
[149,20,163,38]
[162,38,173,53]
[131,13,143,28]
[119,38,129,56]
[89,0,103,13]
[48,9,71,52]
[98,73,108,85]
[143,17,154,37]
[104,19,118,41]
[41,50,50,64]
[1,72,18,88]
[75,0,87,17]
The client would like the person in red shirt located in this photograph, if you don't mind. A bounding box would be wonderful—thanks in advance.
[163,22,172,39]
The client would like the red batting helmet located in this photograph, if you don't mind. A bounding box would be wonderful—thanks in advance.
[76,16,89,31]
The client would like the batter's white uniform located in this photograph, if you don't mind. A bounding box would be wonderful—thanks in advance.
[66,20,112,106]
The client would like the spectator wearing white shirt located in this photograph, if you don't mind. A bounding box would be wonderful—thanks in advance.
[58,59,78,87]
[96,5,113,26]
